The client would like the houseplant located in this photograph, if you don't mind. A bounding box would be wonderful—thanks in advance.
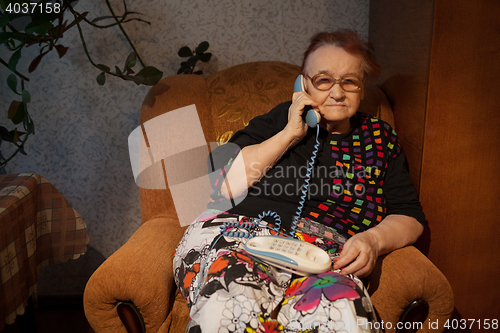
[0,0,163,173]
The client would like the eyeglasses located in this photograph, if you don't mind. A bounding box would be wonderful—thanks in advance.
[306,73,363,92]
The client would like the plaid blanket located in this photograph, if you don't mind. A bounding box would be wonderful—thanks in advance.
[0,173,89,330]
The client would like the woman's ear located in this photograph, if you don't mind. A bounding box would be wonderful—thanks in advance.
[302,74,310,94]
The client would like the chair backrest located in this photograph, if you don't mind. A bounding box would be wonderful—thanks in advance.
[206,62,301,142]
[205,61,394,143]
[138,61,394,224]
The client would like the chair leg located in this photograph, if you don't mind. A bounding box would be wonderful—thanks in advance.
[396,299,429,333]
[116,302,146,333]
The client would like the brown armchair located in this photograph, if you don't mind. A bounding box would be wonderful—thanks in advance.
[83,62,454,333]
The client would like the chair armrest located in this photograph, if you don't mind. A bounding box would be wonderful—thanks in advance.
[83,218,186,333]
[366,246,454,332]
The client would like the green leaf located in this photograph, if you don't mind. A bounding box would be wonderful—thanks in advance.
[8,48,21,72]
[0,126,13,142]
[187,55,200,67]
[22,90,30,103]
[0,13,24,28]
[134,66,163,85]
[125,52,137,68]
[0,31,13,44]
[26,120,35,135]
[8,101,20,120]
[26,10,59,31]
[96,64,110,72]
[195,41,209,54]
[96,72,106,86]
[200,52,212,62]
[8,101,25,125]
[0,15,9,29]
[178,46,193,57]
[136,66,162,77]
[7,74,18,94]
[25,21,54,35]
[177,64,192,74]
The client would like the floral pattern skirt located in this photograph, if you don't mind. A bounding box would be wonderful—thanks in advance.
[173,210,378,333]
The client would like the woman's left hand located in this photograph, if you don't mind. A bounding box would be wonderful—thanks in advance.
[331,215,424,277]
[332,231,380,277]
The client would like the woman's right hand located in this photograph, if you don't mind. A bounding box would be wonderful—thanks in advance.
[221,93,318,199]
[284,91,318,146]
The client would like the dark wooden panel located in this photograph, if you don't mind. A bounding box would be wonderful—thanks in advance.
[420,0,500,325]
[370,0,500,329]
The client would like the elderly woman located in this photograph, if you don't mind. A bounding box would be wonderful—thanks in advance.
[174,29,425,333]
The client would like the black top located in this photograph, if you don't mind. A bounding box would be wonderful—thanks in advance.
[208,101,425,239]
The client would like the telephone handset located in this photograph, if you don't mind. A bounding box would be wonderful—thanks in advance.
[294,75,320,128]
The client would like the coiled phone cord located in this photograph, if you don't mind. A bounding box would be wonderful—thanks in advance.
[220,125,320,239]
[219,210,284,238]
[289,125,320,237]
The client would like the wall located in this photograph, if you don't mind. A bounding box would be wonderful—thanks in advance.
[369,0,435,192]
[0,0,370,295]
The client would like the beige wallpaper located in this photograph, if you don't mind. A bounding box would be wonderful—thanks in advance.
[0,0,369,295]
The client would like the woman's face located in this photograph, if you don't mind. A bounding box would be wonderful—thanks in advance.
[304,45,365,133]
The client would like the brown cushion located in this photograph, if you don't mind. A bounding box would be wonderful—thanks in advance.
[206,61,301,143]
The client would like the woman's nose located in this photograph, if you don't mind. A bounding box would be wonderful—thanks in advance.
[329,83,345,101]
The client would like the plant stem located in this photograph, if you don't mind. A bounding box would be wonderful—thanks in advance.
[73,10,137,29]
[0,132,30,168]
[0,58,30,81]
[69,1,146,69]
[70,8,123,80]
[0,98,31,168]
[104,0,146,68]
[70,9,97,67]
[68,6,116,78]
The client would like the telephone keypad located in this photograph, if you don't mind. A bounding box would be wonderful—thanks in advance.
[268,239,304,256]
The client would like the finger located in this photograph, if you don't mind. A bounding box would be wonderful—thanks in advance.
[292,91,310,102]
[350,266,372,278]
[340,251,369,275]
[349,257,376,277]
[345,253,377,277]
[291,92,317,111]
[333,244,358,270]
[333,236,354,261]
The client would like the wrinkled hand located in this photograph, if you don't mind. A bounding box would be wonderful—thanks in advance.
[332,231,381,278]
[283,91,317,145]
